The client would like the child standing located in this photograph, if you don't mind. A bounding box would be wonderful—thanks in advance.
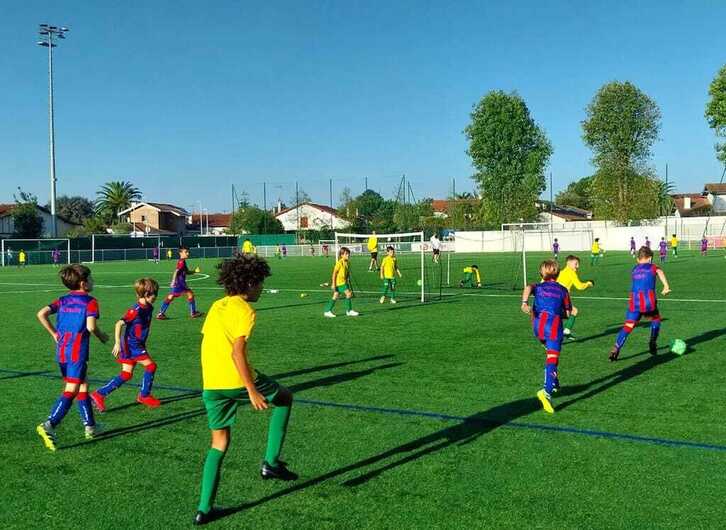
[630,237,636,257]
[166,248,173,260]
[609,247,671,361]
[157,247,203,320]
[552,238,560,260]
[281,244,287,258]
[194,254,297,525]
[658,237,668,263]
[367,232,379,271]
[556,255,594,339]
[19,249,27,268]
[701,236,709,256]
[91,278,162,411]
[35,264,109,450]
[521,260,571,414]
[590,238,601,265]
[379,246,402,304]
[670,234,679,258]
[323,247,358,317]
[274,244,282,260]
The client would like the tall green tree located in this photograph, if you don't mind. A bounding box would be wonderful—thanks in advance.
[48,195,95,224]
[95,181,142,223]
[705,64,726,163]
[582,81,661,222]
[555,176,594,210]
[465,91,552,227]
[12,188,43,238]
[230,206,284,234]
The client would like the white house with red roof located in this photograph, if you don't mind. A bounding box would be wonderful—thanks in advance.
[274,202,350,231]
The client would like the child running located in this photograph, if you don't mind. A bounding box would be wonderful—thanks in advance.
[35,264,109,451]
[521,260,571,414]
[609,246,671,362]
[194,254,297,525]
[157,246,203,320]
[459,265,481,288]
[658,237,668,263]
[323,247,359,317]
[91,278,162,411]
[556,255,594,339]
[379,246,402,304]
[670,234,679,258]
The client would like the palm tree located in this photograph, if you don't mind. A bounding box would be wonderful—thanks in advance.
[95,181,142,222]
[655,179,675,216]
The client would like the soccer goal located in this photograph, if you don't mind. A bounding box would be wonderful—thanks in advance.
[334,232,432,302]
[1,238,71,266]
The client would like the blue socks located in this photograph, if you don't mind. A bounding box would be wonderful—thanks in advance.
[77,392,95,427]
[141,364,157,397]
[48,392,74,427]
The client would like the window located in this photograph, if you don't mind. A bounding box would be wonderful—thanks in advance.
[300,216,309,228]
[141,215,146,222]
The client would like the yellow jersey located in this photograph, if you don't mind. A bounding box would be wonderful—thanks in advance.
[333,258,349,286]
[463,266,481,283]
[670,237,678,248]
[591,241,600,254]
[242,241,253,254]
[18,252,26,263]
[381,255,398,279]
[201,295,256,390]
[557,267,591,292]
[367,236,378,253]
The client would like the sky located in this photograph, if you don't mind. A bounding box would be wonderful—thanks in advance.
[1,0,724,213]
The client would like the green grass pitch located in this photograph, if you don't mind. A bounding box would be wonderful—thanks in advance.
[2,250,726,528]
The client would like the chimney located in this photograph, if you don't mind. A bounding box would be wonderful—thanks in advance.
[684,197,691,209]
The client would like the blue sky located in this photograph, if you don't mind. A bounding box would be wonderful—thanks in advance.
[2,0,724,213]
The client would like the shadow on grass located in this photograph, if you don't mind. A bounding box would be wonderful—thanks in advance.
[684,327,726,352]
[0,369,53,382]
[574,319,670,345]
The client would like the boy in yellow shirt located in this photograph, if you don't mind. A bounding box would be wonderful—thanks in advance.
[590,238,602,266]
[324,247,359,317]
[194,254,296,525]
[670,234,679,258]
[19,249,27,267]
[379,246,402,304]
[367,231,379,271]
[557,255,594,339]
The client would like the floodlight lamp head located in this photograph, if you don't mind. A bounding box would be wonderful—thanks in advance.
[61,27,69,31]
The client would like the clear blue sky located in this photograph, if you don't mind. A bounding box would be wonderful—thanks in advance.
[2,0,724,213]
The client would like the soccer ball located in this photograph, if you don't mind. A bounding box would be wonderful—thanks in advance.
[416,279,422,287]
[670,339,687,356]
[300,293,308,298]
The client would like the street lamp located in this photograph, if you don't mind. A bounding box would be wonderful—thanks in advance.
[37,24,69,238]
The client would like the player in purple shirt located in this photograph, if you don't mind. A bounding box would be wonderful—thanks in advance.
[552,238,560,259]
[152,246,160,264]
[701,237,709,256]
[35,265,109,451]
[609,246,671,361]
[92,278,162,411]
[658,237,668,263]
[521,260,572,414]
[629,237,636,257]
[51,248,61,266]
[644,236,651,249]
[157,246,203,319]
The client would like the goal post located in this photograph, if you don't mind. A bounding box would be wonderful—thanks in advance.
[334,232,428,302]
[1,238,71,266]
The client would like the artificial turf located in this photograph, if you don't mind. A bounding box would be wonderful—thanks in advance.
[2,249,726,528]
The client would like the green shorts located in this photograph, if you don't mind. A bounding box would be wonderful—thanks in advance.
[336,283,350,294]
[202,372,281,430]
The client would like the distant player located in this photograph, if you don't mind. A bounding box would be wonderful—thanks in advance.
[670,234,678,257]
[322,243,330,257]
[644,236,651,249]
[6,248,13,266]
[152,246,160,264]
[35,264,109,451]
[166,248,173,260]
[658,237,667,263]
[590,238,601,265]
[241,239,255,255]
[281,244,287,258]
[552,238,560,259]
[310,243,316,257]
[52,248,61,267]
[609,246,671,362]
[19,249,27,268]
[459,265,481,288]
[521,260,572,414]
[324,247,359,317]
[157,246,203,320]
[367,231,379,271]
[274,244,282,260]
[701,236,709,256]
[557,255,594,339]
[430,233,442,263]
[379,246,402,304]
[194,254,297,525]
[629,237,636,257]
[91,278,162,411]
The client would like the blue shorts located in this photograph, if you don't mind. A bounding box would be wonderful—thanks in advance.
[170,286,192,297]
[625,308,661,324]
[59,361,88,384]
[532,312,563,353]
[117,344,150,364]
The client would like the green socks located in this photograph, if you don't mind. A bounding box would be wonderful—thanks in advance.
[264,405,291,466]
[324,298,335,312]
[345,297,353,311]
[197,448,226,514]
[565,314,576,331]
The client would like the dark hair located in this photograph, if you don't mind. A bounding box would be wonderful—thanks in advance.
[216,254,271,295]
[179,246,189,252]
[565,255,579,263]
[637,246,653,259]
[386,245,394,251]
[594,238,599,242]
[339,246,350,258]
[60,264,92,290]
[471,264,479,269]
[134,277,159,297]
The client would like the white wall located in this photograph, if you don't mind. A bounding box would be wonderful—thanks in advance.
[0,208,78,238]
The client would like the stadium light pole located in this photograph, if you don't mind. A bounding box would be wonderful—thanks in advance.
[37,24,68,238]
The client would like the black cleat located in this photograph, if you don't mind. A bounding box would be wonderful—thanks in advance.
[193,509,218,526]
[609,347,620,362]
[261,461,298,481]
[649,341,658,356]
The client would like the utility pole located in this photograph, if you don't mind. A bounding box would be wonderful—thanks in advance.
[329,178,333,230]
[37,24,69,237]
[263,181,267,234]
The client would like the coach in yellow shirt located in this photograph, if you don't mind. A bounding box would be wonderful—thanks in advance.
[195,254,296,525]
[367,231,379,271]
[557,255,594,338]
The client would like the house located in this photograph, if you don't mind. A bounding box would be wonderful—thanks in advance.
[274,202,350,232]
[672,193,711,217]
[187,213,233,235]
[118,202,191,234]
[431,198,480,219]
[537,202,593,223]
[702,184,726,214]
[0,203,80,238]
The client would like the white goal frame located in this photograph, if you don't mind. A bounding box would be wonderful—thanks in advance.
[334,231,425,302]
[1,238,71,266]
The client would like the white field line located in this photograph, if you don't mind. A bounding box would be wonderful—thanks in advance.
[0,274,210,294]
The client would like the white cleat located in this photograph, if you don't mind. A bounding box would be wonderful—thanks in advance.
[390,299,397,304]
[346,310,359,317]
[379,296,385,304]
[324,311,336,318]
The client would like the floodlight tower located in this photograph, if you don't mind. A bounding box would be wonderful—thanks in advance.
[37,24,69,238]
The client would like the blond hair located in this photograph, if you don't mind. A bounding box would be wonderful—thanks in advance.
[539,260,560,281]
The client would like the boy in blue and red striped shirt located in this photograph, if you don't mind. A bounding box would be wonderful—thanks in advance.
[521,260,572,414]
[36,264,109,451]
[609,246,671,362]
[91,278,162,411]
[157,246,203,320]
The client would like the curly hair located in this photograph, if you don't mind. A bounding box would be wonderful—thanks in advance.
[216,254,271,295]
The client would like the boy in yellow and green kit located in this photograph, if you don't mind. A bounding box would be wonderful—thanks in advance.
[557,255,594,339]
[379,246,402,304]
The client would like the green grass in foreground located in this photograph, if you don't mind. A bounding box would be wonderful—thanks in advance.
[1,250,726,529]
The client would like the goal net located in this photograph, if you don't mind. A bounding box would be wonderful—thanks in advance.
[1,239,71,266]
[334,232,436,302]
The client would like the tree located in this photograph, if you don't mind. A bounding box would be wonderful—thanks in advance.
[230,206,284,234]
[48,195,95,224]
[12,188,43,238]
[705,64,726,163]
[554,176,594,210]
[465,91,552,227]
[582,81,661,223]
[67,216,107,237]
[95,181,142,223]
[655,179,675,216]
